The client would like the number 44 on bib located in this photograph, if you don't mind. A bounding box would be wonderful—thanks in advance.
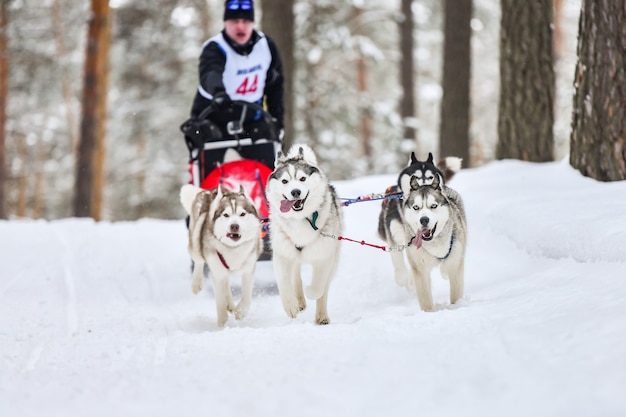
[236,75,258,95]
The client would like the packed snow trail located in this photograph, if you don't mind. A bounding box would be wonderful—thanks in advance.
[1,161,626,417]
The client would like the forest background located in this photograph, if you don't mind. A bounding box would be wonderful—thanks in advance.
[0,0,614,221]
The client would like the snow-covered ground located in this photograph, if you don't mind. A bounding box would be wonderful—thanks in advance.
[2,159,626,417]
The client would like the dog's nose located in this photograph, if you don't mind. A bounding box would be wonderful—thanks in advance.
[291,189,301,199]
[420,216,429,227]
[230,223,240,233]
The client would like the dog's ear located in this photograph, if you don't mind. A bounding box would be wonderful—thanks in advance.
[275,151,286,166]
[410,175,420,191]
[427,152,434,164]
[431,173,443,190]
[295,144,319,166]
[409,152,418,165]
[238,184,246,195]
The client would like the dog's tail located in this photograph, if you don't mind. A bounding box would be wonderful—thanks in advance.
[437,157,462,183]
[180,184,204,215]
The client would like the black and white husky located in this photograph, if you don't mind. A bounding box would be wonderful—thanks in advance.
[266,144,343,325]
[378,153,466,311]
[180,184,263,327]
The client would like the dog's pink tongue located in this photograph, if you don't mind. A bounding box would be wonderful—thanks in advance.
[412,233,423,249]
[280,199,294,213]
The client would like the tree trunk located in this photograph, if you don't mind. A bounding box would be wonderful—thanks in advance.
[399,0,417,147]
[33,140,45,218]
[73,0,110,218]
[553,0,564,60]
[198,0,212,41]
[0,0,8,219]
[497,0,555,162]
[90,6,111,221]
[52,0,79,152]
[302,3,320,151]
[439,0,471,164]
[260,0,294,150]
[570,0,626,181]
[16,135,26,218]
[354,6,372,169]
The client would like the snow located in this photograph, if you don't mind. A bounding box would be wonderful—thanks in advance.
[2,158,626,417]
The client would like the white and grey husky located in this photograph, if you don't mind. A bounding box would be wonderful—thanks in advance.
[378,153,466,311]
[180,184,263,327]
[266,144,343,325]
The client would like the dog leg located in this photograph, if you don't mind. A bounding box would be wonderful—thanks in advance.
[191,261,204,294]
[293,270,306,312]
[234,269,255,320]
[305,260,337,301]
[445,258,465,305]
[274,255,302,318]
[412,268,434,312]
[211,274,230,327]
[314,288,331,325]
[389,250,409,288]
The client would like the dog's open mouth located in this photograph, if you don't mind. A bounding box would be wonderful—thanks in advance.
[411,224,436,249]
[280,197,306,213]
[226,233,241,242]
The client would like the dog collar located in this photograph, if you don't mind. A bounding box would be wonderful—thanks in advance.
[307,211,319,231]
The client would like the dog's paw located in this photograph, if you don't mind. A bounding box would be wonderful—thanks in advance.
[191,277,203,294]
[315,314,330,325]
[281,299,301,319]
[233,303,249,321]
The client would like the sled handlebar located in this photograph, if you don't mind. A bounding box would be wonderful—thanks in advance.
[197,99,277,127]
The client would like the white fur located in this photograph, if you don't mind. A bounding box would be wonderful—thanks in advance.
[180,184,203,215]
[267,144,343,325]
[180,185,263,327]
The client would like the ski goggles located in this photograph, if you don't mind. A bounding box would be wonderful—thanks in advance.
[226,0,252,11]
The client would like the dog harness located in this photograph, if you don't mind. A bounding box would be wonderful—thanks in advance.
[406,231,455,260]
[216,251,230,270]
[438,232,455,260]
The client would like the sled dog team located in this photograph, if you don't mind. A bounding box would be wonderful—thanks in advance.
[180,144,467,327]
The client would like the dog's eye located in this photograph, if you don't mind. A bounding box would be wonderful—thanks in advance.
[299,177,306,182]
[223,213,229,218]
[430,203,438,209]
[240,212,246,217]
[412,205,421,211]
[281,179,288,184]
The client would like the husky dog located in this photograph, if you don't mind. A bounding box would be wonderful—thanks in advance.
[378,153,466,311]
[180,184,263,327]
[398,152,461,192]
[266,144,343,325]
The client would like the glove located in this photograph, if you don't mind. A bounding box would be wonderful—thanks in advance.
[272,117,284,140]
[212,91,231,109]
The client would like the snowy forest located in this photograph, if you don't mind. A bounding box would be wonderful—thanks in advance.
[0,0,624,221]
